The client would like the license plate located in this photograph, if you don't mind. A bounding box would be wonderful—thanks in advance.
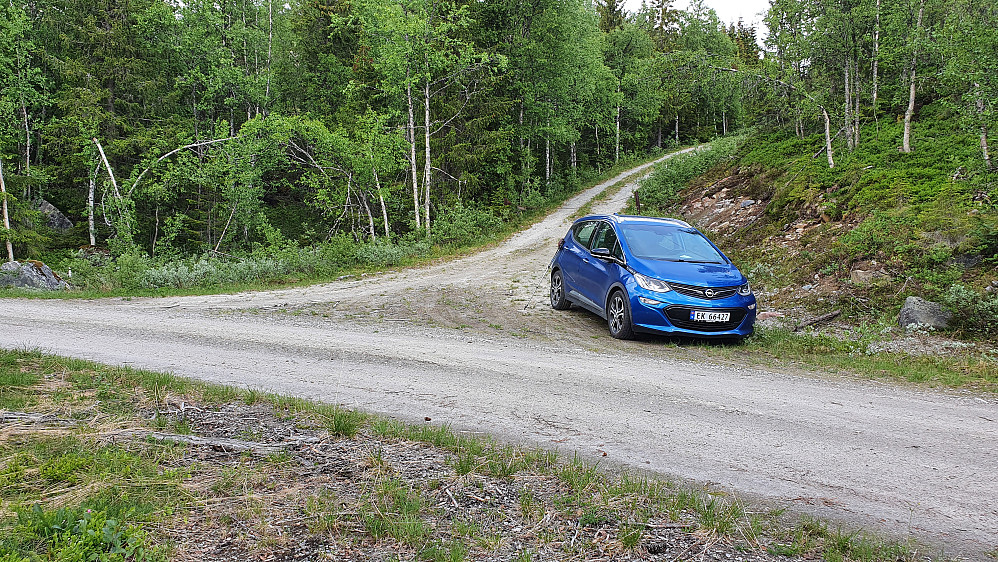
[690,310,730,322]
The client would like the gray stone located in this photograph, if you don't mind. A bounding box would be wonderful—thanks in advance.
[739,199,756,208]
[898,296,951,330]
[0,261,69,291]
[37,200,73,232]
[850,269,893,284]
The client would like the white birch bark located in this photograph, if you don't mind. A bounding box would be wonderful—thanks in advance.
[902,0,925,154]
[976,83,993,170]
[844,62,853,151]
[406,74,421,229]
[822,107,835,168]
[88,164,97,246]
[0,158,13,262]
[374,167,389,237]
[423,80,431,233]
[872,0,880,129]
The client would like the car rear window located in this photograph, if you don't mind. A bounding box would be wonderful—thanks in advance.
[573,221,598,248]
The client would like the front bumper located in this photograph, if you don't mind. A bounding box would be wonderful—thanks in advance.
[626,282,756,338]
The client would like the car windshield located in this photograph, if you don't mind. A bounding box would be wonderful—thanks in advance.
[619,224,726,263]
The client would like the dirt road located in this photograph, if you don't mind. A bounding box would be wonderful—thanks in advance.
[2,151,996,559]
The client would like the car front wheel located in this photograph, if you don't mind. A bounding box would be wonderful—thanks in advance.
[550,270,570,310]
[606,290,634,340]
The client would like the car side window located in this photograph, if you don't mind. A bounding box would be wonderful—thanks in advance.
[573,221,598,248]
[591,222,619,254]
[611,239,624,261]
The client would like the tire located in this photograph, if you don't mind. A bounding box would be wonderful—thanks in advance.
[550,270,571,310]
[606,289,635,340]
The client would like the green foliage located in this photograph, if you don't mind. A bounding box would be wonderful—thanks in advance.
[3,505,155,562]
[431,203,503,247]
[940,285,998,336]
[631,135,743,215]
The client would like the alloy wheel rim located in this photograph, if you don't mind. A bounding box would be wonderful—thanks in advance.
[609,295,624,333]
[551,275,562,304]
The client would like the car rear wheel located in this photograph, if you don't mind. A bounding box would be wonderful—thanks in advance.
[606,290,634,340]
[550,270,570,310]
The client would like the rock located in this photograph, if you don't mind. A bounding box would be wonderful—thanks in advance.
[898,296,951,330]
[0,260,69,291]
[740,199,756,208]
[801,284,814,291]
[850,269,892,284]
[37,199,73,232]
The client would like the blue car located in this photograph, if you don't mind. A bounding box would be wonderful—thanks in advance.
[549,214,756,340]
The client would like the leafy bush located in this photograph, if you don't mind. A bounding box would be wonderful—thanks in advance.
[633,136,743,216]
[3,505,155,562]
[431,203,503,246]
[940,284,998,336]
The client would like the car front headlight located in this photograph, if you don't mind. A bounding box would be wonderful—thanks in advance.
[633,272,672,293]
[738,282,752,296]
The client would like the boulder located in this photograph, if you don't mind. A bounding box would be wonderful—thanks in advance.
[37,200,73,232]
[850,268,892,284]
[898,296,950,330]
[0,260,69,291]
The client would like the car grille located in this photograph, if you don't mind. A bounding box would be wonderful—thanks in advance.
[664,306,747,332]
[669,282,739,300]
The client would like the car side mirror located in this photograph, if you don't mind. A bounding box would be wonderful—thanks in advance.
[591,247,614,262]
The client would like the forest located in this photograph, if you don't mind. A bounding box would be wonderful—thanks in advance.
[0,0,995,292]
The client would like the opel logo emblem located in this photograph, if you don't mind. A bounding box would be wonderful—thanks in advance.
[704,288,715,298]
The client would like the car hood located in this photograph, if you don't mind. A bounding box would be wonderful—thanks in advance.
[630,258,745,287]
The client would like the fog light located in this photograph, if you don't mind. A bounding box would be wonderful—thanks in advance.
[748,304,756,310]
[639,297,660,306]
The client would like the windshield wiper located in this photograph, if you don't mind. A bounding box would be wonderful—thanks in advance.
[652,258,723,264]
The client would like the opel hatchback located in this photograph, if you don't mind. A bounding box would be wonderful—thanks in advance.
[549,214,756,339]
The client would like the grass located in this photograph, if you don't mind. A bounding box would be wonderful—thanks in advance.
[705,326,998,392]
[0,349,956,561]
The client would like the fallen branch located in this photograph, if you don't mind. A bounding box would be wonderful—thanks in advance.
[1,412,79,426]
[107,430,285,455]
[794,309,841,332]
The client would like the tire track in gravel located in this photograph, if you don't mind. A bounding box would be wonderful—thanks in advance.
[2,147,996,559]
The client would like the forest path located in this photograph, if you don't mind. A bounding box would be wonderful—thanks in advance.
[2,148,996,559]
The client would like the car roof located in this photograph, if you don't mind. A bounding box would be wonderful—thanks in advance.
[576,214,692,229]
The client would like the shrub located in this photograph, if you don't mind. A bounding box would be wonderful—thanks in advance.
[431,203,503,246]
[940,284,998,336]
[633,136,743,216]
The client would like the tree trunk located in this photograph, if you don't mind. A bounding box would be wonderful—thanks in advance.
[872,0,880,130]
[375,167,390,238]
[406,75,421,229]
[0,158,13,262]
[854,65,860,148]
[362,192,376,241]
[674,114,679,144]
[263,0,273,112]
[844,62,853,151]
[822,107,835,169]
[88,165,97,246]
[615,102,621,163]
[21,101,30,196]
[976,83,993,170]
[902,0,925,154]
[423,80,431,234]
[570,141,577,170]
[545,135,550,186]
[152,204,159,257]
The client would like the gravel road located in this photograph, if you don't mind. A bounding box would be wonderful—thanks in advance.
[2,151,996,559]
